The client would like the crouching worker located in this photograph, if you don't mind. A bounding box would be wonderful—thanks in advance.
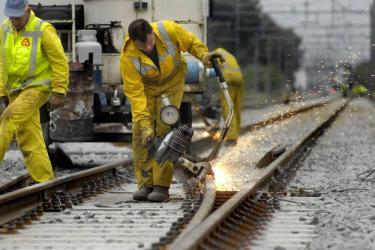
[0,0,69,183]
[120,19,223,202]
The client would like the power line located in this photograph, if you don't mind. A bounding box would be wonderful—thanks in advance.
[213,10,368,17]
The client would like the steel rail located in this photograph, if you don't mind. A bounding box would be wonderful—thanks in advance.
[0,159,132,225]
[0,172,29,194]
[173,175,216,243]
[169,99,348,250]
[240,97,332,133]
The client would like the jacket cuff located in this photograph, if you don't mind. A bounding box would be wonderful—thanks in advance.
[51,86,67,96]
[200,52,209,61]
[0,88,7,97]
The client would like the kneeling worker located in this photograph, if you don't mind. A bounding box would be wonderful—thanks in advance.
[120,19,223,202]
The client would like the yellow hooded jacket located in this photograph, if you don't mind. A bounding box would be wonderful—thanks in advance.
[214,47,243,85]
[120,20,209,129]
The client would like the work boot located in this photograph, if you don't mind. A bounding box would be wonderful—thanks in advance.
[133,186,153,201]
[147,186,169,202]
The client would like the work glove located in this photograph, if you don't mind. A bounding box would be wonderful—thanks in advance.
[48,92,65,110]
[1,96,9,107]
[201,51,225,67]
[141,127,154,147]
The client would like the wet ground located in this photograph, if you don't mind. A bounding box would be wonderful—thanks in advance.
[290,98,375,250]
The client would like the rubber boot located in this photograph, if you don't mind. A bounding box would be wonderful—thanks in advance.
[147,186,169,202]
[133,186,153,201]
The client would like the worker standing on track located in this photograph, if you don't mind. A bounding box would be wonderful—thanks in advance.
[120,19,224,202]
[214,48,244,146]
[0,0,69,183]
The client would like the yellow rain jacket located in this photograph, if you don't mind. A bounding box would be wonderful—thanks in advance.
[120,20,209,188]
[0,11,69,183]
[0,11,68,96]
[214,48,244,140]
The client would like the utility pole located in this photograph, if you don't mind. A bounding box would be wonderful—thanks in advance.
[234,0,241,58]
[370,0,375,91]
[331,0,339,66]
[253,32,259,93]
[266,38,271,95]
[304,0,309,24]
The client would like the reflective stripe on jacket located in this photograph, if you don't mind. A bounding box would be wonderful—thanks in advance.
[214,48,244,85]
[2,13,52,94]
[120,20,209,129]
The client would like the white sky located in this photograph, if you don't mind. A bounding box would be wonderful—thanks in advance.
[260,0,373,66]
[260,0,373,88]
[0,0,372,86]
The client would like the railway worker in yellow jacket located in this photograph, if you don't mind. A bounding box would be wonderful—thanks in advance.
[214,48,244,146]
[0,0,69,183]
[120,19,223,202]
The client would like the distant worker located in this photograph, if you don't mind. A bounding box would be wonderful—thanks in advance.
[0,0,69,183]
[120,19,223,202]
[214,48,244,146]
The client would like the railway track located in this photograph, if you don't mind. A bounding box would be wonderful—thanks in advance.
[169,99,348,249]
[0,96,333,195]
[0,97,344,250]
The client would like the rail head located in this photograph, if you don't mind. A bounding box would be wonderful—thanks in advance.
[0,159,132,225]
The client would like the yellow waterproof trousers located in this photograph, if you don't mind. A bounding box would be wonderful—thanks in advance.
[132,68,185,189]
[220,83,243,140]
[0,88,54,183]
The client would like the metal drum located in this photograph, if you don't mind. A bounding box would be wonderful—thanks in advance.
[49,62,94,141]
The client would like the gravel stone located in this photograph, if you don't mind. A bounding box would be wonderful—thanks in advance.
[289,99,375,250]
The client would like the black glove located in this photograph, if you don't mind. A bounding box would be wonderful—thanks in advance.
[1,96,9,107]
[201,51,225,67]
[48,93,65,110]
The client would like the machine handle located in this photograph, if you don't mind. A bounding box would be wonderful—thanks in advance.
[203,56,235,162]
[211,57,225,83]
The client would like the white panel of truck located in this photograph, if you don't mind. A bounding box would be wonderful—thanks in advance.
[2,0,208,84]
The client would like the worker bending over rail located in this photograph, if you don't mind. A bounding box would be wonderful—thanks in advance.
[120,19,223,202]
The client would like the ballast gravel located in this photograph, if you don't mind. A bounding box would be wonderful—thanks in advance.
[289,98,375,250]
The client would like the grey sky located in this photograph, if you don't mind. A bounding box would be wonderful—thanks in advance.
[260,0,373,67]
